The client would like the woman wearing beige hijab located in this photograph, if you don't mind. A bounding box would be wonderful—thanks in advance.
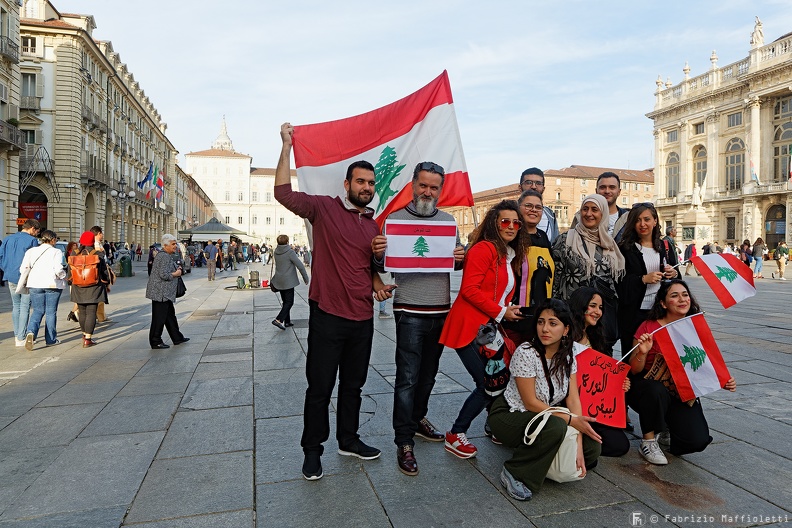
[551,194,625,355]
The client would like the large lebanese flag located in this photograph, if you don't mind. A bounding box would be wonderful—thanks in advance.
[691,253,756,309]
[652,313,731,402]
[292,71,473,225]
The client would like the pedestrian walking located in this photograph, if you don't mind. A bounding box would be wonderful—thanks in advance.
[146,234,190,350]
[21,229,67,349]
[271,235,309,330]
[0,219,41,347]
[70,231,111,348]
[204,240,218,281]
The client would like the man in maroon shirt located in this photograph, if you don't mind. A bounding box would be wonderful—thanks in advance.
[275,122,391,481]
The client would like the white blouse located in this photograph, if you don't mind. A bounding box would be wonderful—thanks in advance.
[504,343,577,411]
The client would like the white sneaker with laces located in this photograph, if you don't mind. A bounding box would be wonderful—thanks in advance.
[640,439,668,465]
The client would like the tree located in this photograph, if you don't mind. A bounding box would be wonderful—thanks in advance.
[714,265,737,282]
[412,236,430,257]
[680,344,706,371]
[374,146,406,214]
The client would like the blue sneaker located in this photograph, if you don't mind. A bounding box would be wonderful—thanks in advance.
[500,467,532,501]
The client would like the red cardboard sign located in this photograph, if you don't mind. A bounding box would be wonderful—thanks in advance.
[576,348,630,428]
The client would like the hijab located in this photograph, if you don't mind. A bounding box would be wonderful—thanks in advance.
[565,194,625,281]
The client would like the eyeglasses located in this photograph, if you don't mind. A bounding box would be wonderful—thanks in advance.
[521,179,544,188]
[632,202,656,209]
[520,204,544,212]
[499,218,523,229]
[416,161,445,176]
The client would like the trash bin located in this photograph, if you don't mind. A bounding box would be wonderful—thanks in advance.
[120,255,133,277]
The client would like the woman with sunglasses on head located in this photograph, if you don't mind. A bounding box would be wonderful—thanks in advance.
[568,287,630,457]
[627,280,736,465]
[552,194,624,355]
[616,203,678,356]
[439,200,531,459]
[488,298,601,501]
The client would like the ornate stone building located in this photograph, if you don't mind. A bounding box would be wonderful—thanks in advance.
[0,0,24,236]
[17,0,176,247]
[446,165,654,241]
[647,18,792,249]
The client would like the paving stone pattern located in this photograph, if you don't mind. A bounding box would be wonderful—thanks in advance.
[0,259,790,527]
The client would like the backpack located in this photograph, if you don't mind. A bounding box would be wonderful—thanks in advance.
[774,249,782,260]
[68,250,101,287]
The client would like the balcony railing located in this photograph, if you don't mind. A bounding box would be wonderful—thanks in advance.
[0,36,19,64]
[0,120,25,151]
[20,96,41,111]
[81,164,110,187]
[81,105,92,122]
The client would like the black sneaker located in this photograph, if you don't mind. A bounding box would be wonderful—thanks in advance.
[338,440,381,460]
[302,453,323,480]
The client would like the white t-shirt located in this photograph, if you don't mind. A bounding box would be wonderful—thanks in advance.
[608,212,619,236]
[504,343,577,411]
[639,244,662,309]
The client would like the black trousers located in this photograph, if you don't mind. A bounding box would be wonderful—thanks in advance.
[301,300,374,456]
[149,300,185,346]
[77,303,98,335]
[275,288,295,324]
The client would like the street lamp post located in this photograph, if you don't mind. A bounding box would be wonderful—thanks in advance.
[110,175,136,246]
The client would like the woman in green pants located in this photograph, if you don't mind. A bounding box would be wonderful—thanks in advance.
[488,298,602,500]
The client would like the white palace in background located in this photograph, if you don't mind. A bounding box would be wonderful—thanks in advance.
[648,17,792,249]
[183,120,308,247]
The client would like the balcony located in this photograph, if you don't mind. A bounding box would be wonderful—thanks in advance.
[81,164,110,188]
[0,120,26,152]
[81,105,92,122]
[99,118,108,135]
[20,96,41,112]
[0,36,19,64]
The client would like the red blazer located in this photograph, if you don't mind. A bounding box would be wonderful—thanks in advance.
[440,241,514,349]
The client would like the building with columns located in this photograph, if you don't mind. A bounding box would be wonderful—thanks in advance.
[647,18,792,250]
[16,0,176,248]
[0,0,24,236]
[184,119,307,246]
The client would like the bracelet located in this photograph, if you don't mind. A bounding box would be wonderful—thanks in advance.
[567,414,572,425]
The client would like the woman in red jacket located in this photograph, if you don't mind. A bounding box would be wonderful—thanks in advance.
[440,200,531,459]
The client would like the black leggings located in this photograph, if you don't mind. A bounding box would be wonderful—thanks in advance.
[275,288,295,324]
[77,303,97,335]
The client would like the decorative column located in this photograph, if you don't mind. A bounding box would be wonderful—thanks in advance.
[678,120,689,196]
[747,96,761,182]
[653,129,662,200]
[706,112,720,199]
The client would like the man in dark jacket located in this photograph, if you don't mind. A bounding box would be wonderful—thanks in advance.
[0,219,41,346]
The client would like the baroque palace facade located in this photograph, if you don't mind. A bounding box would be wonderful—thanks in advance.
[446,165,654,241]
[647,18,792,250]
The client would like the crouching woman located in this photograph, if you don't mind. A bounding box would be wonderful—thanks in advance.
[488,298,601,501]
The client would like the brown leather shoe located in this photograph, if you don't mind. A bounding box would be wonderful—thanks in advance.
[415,417,444,442]
[397,445,418,476]
[83,338,97,348]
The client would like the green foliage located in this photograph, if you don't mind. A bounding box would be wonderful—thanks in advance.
[374,146,406,213]
[680,344,706,371]
[412,236,430,257]
[714,265,737,282]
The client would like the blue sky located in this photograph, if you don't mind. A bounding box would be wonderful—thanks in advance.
[60,1,792,192]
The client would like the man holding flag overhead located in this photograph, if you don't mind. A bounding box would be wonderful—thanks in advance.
[275,123,392,481]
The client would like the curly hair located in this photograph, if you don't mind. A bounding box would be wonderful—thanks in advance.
[470,200,531,274]
[568,287,606,352]
[527,298,575,381]
[618,204,661,253]
[645,279,701,321]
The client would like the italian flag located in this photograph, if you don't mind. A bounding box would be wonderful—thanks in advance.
[383,219,457,272]
[652,313,731,402]
[156,168,165,201]
[691,253,755,309]
[292,71,473,226]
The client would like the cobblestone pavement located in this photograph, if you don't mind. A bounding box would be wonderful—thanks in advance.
[0,259,790,527]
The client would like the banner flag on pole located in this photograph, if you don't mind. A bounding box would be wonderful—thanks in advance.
[383,219,457,273]
[691,253,755,309]
[292,70,474,227]
[652,313,731,403]
[137,162,153,190]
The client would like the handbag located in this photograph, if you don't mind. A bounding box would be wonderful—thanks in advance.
[524,406,583,483]
[176,276,187,298]
[644,354,695,407]
[475,256,515,396]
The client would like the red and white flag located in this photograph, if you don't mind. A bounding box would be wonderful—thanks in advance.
[691,253,755,309]
[292,71,473,225]
[652,313,731,402]
[383,219,457,273]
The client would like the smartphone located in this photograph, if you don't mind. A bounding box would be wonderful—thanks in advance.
[385,285,398,293]
[518,306,533,317]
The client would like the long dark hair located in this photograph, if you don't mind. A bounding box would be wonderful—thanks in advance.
[527,298,574,381]
[568,287,606,352]
[646,279,701,321]
[470,199,531,274]
[618,204,661,253]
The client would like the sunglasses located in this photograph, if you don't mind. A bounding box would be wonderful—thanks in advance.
[416,161,445,175]
[499,218,523,229]
[632,202,656,209]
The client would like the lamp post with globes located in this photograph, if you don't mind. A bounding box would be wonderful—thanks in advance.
[110,175,136,247]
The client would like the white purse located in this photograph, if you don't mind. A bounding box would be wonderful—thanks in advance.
[524,406,584,483]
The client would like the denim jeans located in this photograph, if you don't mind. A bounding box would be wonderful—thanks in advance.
[26,288,63,344]
[754,257,763,275]
[450,340,494,434]
[393,313,445,446]
[8,283,31,341]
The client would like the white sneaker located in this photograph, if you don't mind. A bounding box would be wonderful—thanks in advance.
[25,333,34,351]
[15,339,25,347]
[782,277,787,281]
[640,439,668,465]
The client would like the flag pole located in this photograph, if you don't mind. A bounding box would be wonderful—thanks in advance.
[616,312,705,363]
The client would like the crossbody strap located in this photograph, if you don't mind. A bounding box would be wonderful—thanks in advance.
[524,406,573,445]
[538,351,555,403]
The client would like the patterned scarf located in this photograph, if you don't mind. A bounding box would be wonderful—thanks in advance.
[565,194,625,281]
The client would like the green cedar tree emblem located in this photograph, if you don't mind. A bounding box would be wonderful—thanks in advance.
[374,146,406,213]
[412,236,430,257]
[714,265,737,282]
[680,344,707,371]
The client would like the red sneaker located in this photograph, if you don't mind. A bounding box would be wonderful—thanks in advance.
[444,431,477,459]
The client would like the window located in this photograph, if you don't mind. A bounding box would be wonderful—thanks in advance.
[21,73,37,97]
[694,122,705,135]
[238,216,243,224]
[224,191,230,201]
[634,183,639,191]
[580,193,585,202]
[667,130,678,143]
[772,122,792,182]
[774,96,792,119]
[224,216,230,224]
[238,192,243,201]
[555,178,561,185]
[622,197,628,205]
[266,217,271,225]
[726,217,736,240]
[252,191,258,201]
[555,192,561,201]
[693,146,707,186]
[724,138,745,190]
[265,192,272,202]
[279,218,284,225]
[552,206,568,223]
[580,179,587,187]
[727,112,742,128]
[666,152,679,198]
[252,215,257,225]
[645,185,651,192]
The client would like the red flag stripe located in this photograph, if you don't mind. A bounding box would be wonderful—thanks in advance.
[692,256,737,308]
[385,256,455,268]
[385,224,457,236]
[651,327,696,401]
[293,71,454,167]
[692,313,731,386]
[720,253,754,283]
